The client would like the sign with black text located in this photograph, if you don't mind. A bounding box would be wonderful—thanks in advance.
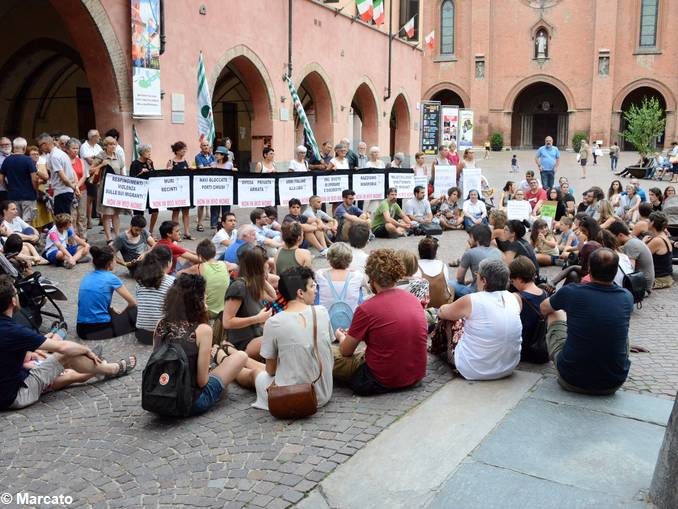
[420,101,441,155]
[237,178,275,207]
[316,174,350,203]
[102,173,149,211]
[353,173,385,201]
[278,176,314,205]
[388,172,416,199]
[193,175,234,206]
[148,175,190,209]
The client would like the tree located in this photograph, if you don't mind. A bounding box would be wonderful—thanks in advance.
[620,96,666,158]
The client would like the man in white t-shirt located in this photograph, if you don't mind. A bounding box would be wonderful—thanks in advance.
[212,212,238,260]
[404,185,437,225]
[38,133,77,216]
[302,195,337,240]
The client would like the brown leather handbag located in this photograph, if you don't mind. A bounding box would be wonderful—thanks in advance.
[267,306,322,419]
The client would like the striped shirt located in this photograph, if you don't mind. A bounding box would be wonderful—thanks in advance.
[135,275,175,331]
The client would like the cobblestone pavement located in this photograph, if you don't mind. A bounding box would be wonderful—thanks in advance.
[1,150,675,508]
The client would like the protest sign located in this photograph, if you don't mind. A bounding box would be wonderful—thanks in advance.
[148,175,190,209]
[433,166,456,198]
[388,172,415,199]
[278,176,314,205]
[237,178,276,207]
[316,174,350,203]
[414,175,429,192]
[193,175,234,206]
[506,200,532,221]
[462,168,482,198]
[102,174,149,211]
[353,173,386,201]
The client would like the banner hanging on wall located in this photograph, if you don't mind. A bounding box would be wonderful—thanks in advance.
[458,109,474,150]
[131,0,162,116]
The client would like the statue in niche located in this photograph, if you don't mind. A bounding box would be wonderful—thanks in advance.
[475,60,485,79]
[535,30,548,58]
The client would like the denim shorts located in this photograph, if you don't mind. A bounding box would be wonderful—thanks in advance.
[190,375,225,415]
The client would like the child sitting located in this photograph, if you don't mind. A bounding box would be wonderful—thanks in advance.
[557,217,579,260]
[43,213,90,268]
[530,219,560,267]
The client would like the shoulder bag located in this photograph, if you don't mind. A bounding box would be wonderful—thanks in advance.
[267,306,322,419]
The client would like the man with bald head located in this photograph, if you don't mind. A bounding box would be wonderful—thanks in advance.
[534,135,560,190]
[540,247,633,395]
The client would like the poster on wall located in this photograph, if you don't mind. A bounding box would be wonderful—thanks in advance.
[420,101,441,155]
[440,106,459,146]
[131,0,162,116]
[458,109,474,150]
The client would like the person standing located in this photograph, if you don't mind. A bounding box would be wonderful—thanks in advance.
[129,143,159,235]
[166,141,193,240]
[90,136,124,243]
[534,135,560,190]
[79,130,104,228]
[609,141,620,172]
[341,138,359,170]
[194,139,215,233]
[578,140,590,179]
[356,141,368,169]
[0,137,41,223]
[0,136,12,203]
[38,133,78,217]
[65,139,89,240]
[255,147,277,173]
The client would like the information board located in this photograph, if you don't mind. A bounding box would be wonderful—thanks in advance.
[420,101,441,155]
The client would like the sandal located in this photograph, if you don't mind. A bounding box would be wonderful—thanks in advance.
[448,259,460,268]
[210,346,229,369]
[106,356,137,379]
[183,233,194,241]
[196,224,204,232]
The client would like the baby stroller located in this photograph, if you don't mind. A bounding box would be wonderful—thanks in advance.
[0,253,67,332]
[663,197,678,264]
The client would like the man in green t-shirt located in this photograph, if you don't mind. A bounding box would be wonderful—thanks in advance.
[371,187,413,238]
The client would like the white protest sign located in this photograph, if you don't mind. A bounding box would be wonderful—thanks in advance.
[278,176,314,205]
[193,175,234,206]
[316,174,350,203]
[237,178,276,207]
[433,166,456,198]
[462,168,482,198]
[506,200,532,221]
[353,173,385,201]
[388,172,416,199]
[102,173,149,211]
[148,175,190,209]
[414,175,429,192]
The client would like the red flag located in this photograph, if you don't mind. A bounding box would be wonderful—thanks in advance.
[425,30,435,50]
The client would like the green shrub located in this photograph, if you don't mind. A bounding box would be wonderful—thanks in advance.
[572,132,587,152]
[489,132,504,151]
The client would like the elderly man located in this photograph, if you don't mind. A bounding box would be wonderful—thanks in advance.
[356,141,368,169]
[340,137,359,170]
[80,129,104,227]
[0,137,42,222]
[37,133,78,216]
[57,134,70,151]
[223,224,257,264]
[534,135,560,190]
[0,136,12,202]
[540,248,633,395]
[309,140,333,170]
[389,152,405,169]
[194,140,215,232]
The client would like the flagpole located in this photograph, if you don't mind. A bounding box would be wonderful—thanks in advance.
[384,0,392,101]
[287,0,293,77]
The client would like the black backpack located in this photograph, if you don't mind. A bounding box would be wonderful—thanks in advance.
[620,268,646,309]
[142,342,194,417]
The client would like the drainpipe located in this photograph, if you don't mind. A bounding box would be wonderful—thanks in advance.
[159,0,166,54]
[287,0,293,78]
[384,0,393,101]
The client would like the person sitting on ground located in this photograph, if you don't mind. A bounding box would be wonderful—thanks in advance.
[518,170,535,193]
[631,202,653,239]
[76,245,138,340]
[250,208,282,256]
[2,233,48,269]
[461,189,488,231]
[540,248,633,395]
[525,178,547,215]
[404,185,436,226]
[334,189,370,242]
[154,220,199,274]
[211,212,238,260]
[436,186,464,230]
[452,224,502,297]
[333,249,427,395]
[595,230,634,287]
[178,239,236,319]
[274,222,312,276]
[509,256,549,363]
[112,214,155,276]
[347,222,370,273]
[530,218,560,267]
[1,201,39,244]
[395,249,430,308]
[416,236,453,308]
[437,259,522,380]
[644,212,674,289]
[134,246,174,345]
[263,206,282,232]
[252,266,334,412]
[0,276,136,411]
[43,213,90,268]
[282,198,328,255]
[371,187,413,238]
[499,220,540,278]
[315,243,364,331]
[222,247,276,359]
[303,195,338,242]
[489,208,510,248]
[153,274,257,416]
[608,220,655,293]
[557,217,579,260]
[224,224,257,264]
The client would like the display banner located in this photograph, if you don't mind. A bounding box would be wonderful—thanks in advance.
[433,166,456,198]
[148,175,190,209]
[388,172,416,199]
[237,178,276,208]
[193,175,234,206]
[506,200,532,221]
[316,174,350,203]
[102,173,149,211]
[441,106,459,146]
[420,101,441,155]
[462,168,482,198]
[353,173,386,201]
[278,176,314,205]
[131,0,161,116]
[458,109,474,150]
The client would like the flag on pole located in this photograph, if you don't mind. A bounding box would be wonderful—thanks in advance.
[402,16,415,38]
[132,124,140,160]
[197,52,215,145]
[425,30,435,50]
[285,75,321,162]
[372,0,384,25]
[356,0,373,22]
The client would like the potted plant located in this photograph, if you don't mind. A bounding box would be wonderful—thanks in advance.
[489,132,503,151]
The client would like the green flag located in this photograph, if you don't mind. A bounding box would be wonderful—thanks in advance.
[197,52,215,145]
[285,75,320,162]
[132,124,140,160]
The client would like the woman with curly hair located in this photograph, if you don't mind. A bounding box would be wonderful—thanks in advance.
[333,249,428,396]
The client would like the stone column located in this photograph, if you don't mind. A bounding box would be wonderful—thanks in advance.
[650,393,678,508]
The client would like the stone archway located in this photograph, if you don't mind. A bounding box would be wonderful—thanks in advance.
[295,64,335,148]
[389,93,411,158]
[510,82,570,149]
[212,47,275,171]
[424,82,469,108]
[350,80,380,148]
[613,81,673,150]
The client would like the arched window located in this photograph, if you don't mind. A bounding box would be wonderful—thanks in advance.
[639,0,658,47]
[440,0,455,55]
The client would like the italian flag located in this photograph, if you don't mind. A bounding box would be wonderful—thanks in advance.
[373,0,384,25]
[356,0,373,22]
[425,30,435,50]
[403,16,415,38]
